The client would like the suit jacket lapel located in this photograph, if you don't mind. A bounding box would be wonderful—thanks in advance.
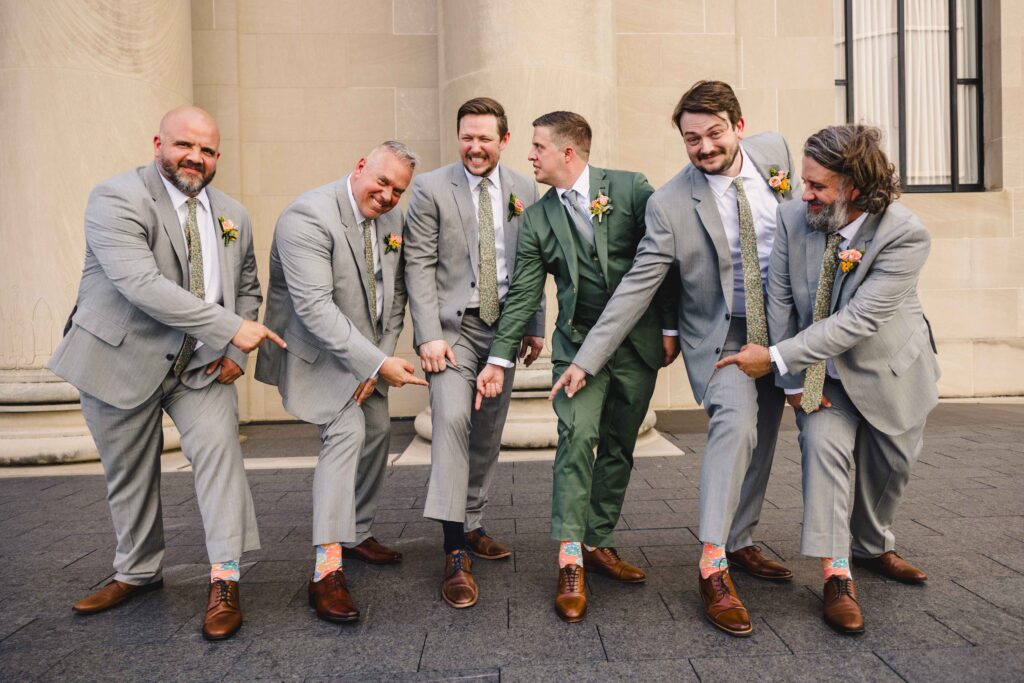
[743,143,784,205]
[543,190,579,288]
[450,165,479,277]
[335,176,374,311]
[498,165,518,274]
[379,214,397,327]
[145,163,188,281]
[691,170,734,310]
[207,191,235,312]
[831,212,881,311]
[590,166,610,283]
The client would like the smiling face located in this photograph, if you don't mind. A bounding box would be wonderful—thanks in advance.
[800,155,862,233]
[458,114,509,178]
[679,111,744,176]
[153,107,221,196]
[350,148,413,219]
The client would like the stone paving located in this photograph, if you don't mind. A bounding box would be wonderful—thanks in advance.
[1,404,1022,681]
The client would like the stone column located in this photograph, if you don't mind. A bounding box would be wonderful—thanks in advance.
[414,0,655,447]
[0,0,192,463]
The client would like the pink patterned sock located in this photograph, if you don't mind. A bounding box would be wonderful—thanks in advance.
[210,560,240,583]
[558,541,583,568]
[314,543,343,582]
[699,542,728,579]
[821,556,852,580]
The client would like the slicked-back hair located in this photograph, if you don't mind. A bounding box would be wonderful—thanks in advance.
[532,111,592,159]
[804,125,901,214]
[373,140,419,170]
[671,80,742,132]
[457,97,509,138]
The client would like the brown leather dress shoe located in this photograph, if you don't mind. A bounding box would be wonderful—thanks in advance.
[464,529,511,560]
[582,546,646,583]
[727,546,794,581]
[202,580,242,641]
[72,579,163,614]
[822,576,865,634]
[308,570,359,622]
[347,537,402,565]
[853,551,927,584]
[555,564,587,622]
[442,549,478,608]
[698,570,753,637]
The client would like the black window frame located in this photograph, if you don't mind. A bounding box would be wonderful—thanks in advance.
[836,0,984,193]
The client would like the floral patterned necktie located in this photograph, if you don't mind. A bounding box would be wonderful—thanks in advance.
[361,219,380,340]
[173,197,204,376]
[477,177,500,326]
[733,178,767,347]
[800,232,844,413]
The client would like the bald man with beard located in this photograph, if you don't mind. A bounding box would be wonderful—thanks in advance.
[48,106,285,641]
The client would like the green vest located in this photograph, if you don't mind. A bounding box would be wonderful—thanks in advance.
[570,222,609,333]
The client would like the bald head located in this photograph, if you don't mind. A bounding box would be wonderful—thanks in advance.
[154,106,221,196]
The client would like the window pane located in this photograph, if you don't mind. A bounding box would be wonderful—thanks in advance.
[851,1,900,165]
[958,84,979,184]
[836,85,847,123]
[956,0,977,78]
[905,0,950,186]
[834,0,846,80]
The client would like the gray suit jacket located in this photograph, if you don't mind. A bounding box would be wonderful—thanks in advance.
[47,162,260,409]
[403,162,544,347]
[254,175,407,425]
[573,133,799,403]
[767,200,940,436]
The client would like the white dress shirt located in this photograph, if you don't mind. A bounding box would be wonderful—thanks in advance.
[159,174,223,352]
[704,145,779,317]
[770,211,869,392]
[346,177,384,320]
[465,165,511,306]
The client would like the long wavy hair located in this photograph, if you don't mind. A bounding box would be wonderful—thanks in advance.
[803,125,901,213]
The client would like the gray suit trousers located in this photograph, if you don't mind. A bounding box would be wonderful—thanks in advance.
[423,312,515,528]
[699,316,785,549]
[81,374,260,585]
[313,388,391,548]
[797,377,923,558]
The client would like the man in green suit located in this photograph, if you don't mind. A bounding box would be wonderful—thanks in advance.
[476,111,676,622]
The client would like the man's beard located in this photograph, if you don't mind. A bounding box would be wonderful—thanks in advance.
[161,158,215,195]
[806,193,851,234]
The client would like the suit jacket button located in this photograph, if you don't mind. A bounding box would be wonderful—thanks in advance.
[715,347,721,354]
[457,310,463,316]
[470,282,475,288]
[165,354,175,361]
[725,313,730,320]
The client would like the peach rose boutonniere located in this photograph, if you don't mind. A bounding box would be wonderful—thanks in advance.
[383,232,403,254]
[218,216,239,246]
[837,248,862,273]
[507,192,525,222]
[590,192,613,223]
[767,167,791,195]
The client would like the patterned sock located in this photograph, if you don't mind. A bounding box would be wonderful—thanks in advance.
[210,560,240,583]
[699,542,728,579]
[558,541,583,568]
[821,557,852,580]
[313,543,343,582]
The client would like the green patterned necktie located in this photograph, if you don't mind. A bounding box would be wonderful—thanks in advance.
[800,231,844,413]
[361,219,380,339]
[173,197,205,376]
[476,177,500,326]
[733,177,768,346]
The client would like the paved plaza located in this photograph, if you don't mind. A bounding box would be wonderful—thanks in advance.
[0,403,1022,681]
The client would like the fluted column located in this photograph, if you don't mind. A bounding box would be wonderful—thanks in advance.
[414,0,655,447]
[0,0,192,463]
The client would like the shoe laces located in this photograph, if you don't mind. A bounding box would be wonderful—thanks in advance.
[711,570,731,598]
[562,565,581,592]
[603,547,622,562]
[830,576,854,597]
[212,579,232,604]
[450,550,466,573]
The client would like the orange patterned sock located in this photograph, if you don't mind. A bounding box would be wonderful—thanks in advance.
[821,557,852,580]
[314,543,343,582]
[210,560,240,583]
[699,542,728,579]
[558,541,583,568]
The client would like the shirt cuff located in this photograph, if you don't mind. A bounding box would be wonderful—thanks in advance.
[371,357,385,380]
[486,355,515,369]
[784,388,802,395]
[661,329,679,336]
[768,345,789,376]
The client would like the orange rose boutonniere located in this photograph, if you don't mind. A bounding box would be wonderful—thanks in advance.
[218,216,239,246]
[383,232,402,254]
[767,167,791,195]
[590,192,613,223]
[837,248,862,273]
[507,192,524,222]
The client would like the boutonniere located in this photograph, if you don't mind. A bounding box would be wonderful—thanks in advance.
[590,192,613,223]
[383,232,402,254]
[218,216,238,246]
[507,192,524,222]
[767,167,791,195]
[837,248,862,273]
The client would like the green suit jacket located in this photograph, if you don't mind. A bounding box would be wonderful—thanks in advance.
[490,166,675,370]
